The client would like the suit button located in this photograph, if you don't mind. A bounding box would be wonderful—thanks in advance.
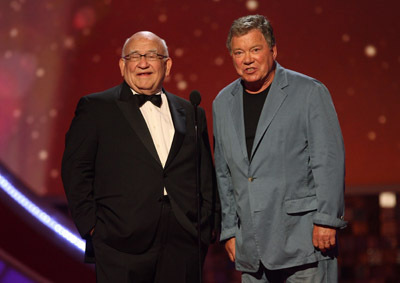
[248,177,254,182]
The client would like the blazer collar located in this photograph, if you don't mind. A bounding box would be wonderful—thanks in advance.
[115,81,162,166]
[251,62,288,160]
[229,81,248,163]
[164,91,186,169]
[115,82,187,169]
[229,62,289,162]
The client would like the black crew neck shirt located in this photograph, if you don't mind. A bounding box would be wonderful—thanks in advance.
[243,85,271,159]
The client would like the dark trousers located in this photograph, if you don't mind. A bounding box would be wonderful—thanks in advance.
[92,197,207,283]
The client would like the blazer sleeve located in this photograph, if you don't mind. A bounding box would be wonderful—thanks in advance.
[61,97,98,238]
[213,101,237,241]
[306,83,347,229]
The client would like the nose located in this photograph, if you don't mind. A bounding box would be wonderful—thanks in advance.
[137,56,149,68]
[243,52,253,64]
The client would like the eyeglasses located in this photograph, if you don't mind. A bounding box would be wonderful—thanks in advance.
[122,52,168,62]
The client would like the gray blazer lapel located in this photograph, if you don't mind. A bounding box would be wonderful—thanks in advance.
[115,82,162,166]
[164,91,186,169]
[251,64,288,160]
[230,81,249,163]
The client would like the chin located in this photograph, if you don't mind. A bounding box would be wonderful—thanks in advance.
[243,77,261,83]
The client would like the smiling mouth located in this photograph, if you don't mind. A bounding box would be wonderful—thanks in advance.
[137,72,152,76]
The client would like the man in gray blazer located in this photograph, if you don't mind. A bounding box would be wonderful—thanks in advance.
[213,15,346,282]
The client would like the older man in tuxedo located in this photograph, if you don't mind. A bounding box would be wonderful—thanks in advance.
[62,31,218,283]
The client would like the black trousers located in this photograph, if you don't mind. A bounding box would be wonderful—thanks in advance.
[92,197,207,283]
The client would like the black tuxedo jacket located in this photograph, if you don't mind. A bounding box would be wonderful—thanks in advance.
[62,81,219,257]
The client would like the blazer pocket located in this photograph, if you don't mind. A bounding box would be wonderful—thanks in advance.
[285,195,317,215]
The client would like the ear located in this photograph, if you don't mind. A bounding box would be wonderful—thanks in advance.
[272,45,277,60]
[165,57,172,77]
[118,58,126,77]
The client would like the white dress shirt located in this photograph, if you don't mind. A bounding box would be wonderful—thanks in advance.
[131,89,175,195]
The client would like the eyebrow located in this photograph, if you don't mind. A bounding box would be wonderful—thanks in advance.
[128,49,158,54]
[233,44,264,51]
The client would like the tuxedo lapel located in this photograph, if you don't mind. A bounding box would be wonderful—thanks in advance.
[230,82,249,163]
[164,91,186,169]
[115,82,162,166]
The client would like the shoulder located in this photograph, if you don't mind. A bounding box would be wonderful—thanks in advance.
[165,90,206,116]
[164,90,192,111]
[83,84,122,102]
[277,63,327,91]
[74,83,123,114]
[214,78,241,104]
[165,91,191,107]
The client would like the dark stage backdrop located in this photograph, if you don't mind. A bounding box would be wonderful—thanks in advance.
[0,1,399,197]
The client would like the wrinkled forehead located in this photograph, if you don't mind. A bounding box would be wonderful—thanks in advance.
[124,36,164,54]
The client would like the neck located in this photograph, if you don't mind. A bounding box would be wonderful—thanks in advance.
[244,63,276,94]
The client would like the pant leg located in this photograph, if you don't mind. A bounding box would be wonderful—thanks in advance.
[241,263,272,283]
[285,258,337,283]
[242,259,337,283]
[92,232,159,283]
[91,198,168,283]
[154,197,208,283]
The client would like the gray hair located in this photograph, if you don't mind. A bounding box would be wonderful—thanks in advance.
[121,32,169,57]
[226,15,276,53]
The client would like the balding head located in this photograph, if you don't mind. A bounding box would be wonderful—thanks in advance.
[121,31,169,58]
[118,31,172,95]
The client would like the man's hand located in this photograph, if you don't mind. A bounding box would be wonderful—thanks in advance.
[225,237,236,262]
[312,224,336,252]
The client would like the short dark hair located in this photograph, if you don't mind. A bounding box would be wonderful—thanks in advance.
[226,15,276,53]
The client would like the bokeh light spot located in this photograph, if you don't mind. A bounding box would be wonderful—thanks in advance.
[13,109,21,118]
[365,45,377,58]
[31,131,40,140]
[10,28,19,38]
[342,34,350,43]
[26,116,35,125]
[367,131,377,141]
[92,54,101,63]
[36,68,45,78]
[50,169,59,178]
[379,192,396,208]
[378,115,387,124]
[189,74,198,82]
[214,56,224,66]
[73,6,96,30]
[174,73,183,82]
[315,6,323,14]
[177,80,188,91]
[194,29,203,37]
[10,1,22,11]
[4,50,13,59]
[83,28,91,36]
[64,37,76,49]
[38,150,48,160]
[174,48,184,57]
[49,109,58,118]
[246,0,259,11]
[158,14,167,23]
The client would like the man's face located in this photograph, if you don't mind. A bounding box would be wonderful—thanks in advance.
[231,29,277,91]
[119,35,172,95]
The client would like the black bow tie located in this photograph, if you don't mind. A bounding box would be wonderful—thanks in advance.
[136,94,162,108]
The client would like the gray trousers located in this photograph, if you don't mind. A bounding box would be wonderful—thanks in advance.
[242,259,338,283]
